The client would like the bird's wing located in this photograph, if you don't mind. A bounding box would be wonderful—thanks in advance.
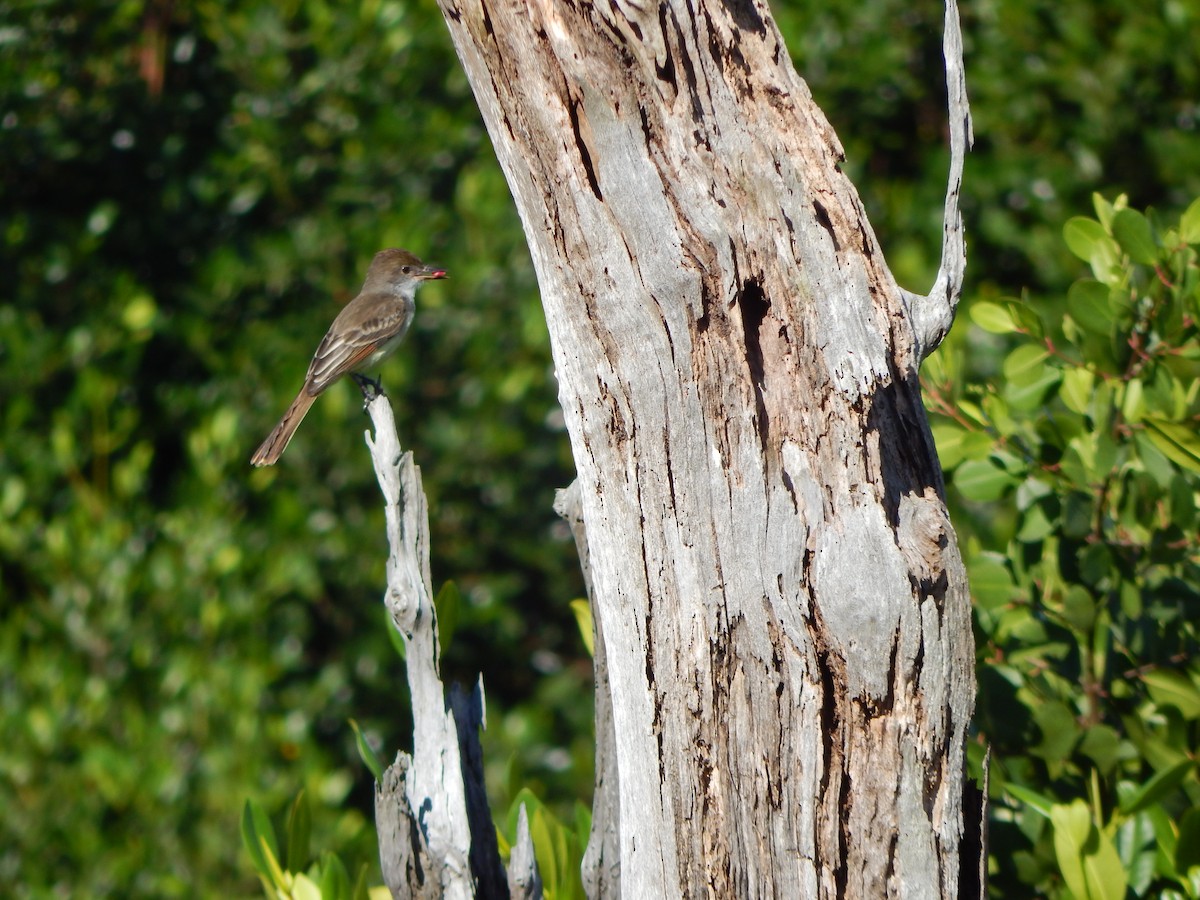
[304,297,413,394]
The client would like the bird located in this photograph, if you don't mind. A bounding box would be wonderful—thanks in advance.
[250,248,446,466]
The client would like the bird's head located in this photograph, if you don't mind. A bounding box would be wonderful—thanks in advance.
[368,248,448,287]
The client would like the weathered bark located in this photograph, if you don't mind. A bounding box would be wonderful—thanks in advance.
[438,0,978,895]
[555,482,619,897]
[365,395,539,899]
[507,805,545,900]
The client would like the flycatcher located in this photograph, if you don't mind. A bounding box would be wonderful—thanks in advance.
[250,248,446,466]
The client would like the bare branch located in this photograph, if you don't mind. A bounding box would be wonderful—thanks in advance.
[365,395,505,899]
[906,0,974,359]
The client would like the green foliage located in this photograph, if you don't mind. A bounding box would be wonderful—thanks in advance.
[348,720,385,783]
[0,0,583,894]
[779,0,1200,294]
[242,793,386,900]
[925,195,1200,897]
[568,599,594,658]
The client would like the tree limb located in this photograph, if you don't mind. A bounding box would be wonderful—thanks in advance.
[365,394,509,899]
[904,0,974,359]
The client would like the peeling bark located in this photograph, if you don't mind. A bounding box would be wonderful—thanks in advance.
[438,0,978,895]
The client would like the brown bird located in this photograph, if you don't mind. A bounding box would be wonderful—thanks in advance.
[250,248,447,466]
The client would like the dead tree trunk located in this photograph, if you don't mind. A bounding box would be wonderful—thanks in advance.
[437,0,979,895]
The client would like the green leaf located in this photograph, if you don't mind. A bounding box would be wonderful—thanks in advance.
[954,458,1017,501]
[931,423,993,469]
[1078,725,1123,775]
[1051,799,1128,900]
[319,851,353,900]
[528,804,559,896]
[1002,344,1051,382]
[434,580,461,653]
[1143,670,1200,719]
[569,598,594,656]
[574,799,592,847]
[1061,585,1096,632]
[1064,217,1121,283]
[956,398,987,428]
[1062,491,1096,538]
[1094,430,1119,475]
[1006,367,1062,413]
[1060,367,1096,415]
[352,864,372,900]
[968,553,1017,611]
[1177,808,1200,874]
[1144,366,1189,420]
[1179,196,1200,244]
[1066,280,1116,337]
[1064,217,1109,262]
[1115,812,1159,896]
[349,719,386,782]
[285,789,311,873]
[241,798,281,887]
[1010,300,1046,338]
[241,800,271,881]
[1112,207,1159,265]
[1169,473,1196,530]
[1144,803,1179,860]
[1121,378,1146,424]
[1015,501,1055,543]
[1006,782,1057,819]
[260,842,286,888]
[1051,800,1093,900]
[969,297,1045,337]
[1002,344,1061,410]
[1144,418,1200,473]
[1084,830,1128,900]
[970,300,1019,334]
[1033,701,1082,764]
[1000,610,1053,649]
[386,607,407,660]
[1119,760,1196,815]
[292,873,322,900]
[1077,543,1113,587]
[1093,192,1119,230]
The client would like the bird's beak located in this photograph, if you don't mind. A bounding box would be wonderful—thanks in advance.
[422,265,448,280]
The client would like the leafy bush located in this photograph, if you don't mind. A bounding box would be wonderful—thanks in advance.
[925,194,1200,897]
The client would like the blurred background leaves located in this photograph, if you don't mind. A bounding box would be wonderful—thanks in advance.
[2,0,583,894]
[0,0,1197,896]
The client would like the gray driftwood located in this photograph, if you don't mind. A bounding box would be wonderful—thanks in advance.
[435,0,981,895]
[366,395,539,899]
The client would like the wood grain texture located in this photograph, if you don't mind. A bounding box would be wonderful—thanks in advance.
[366,396,514,899]
[437,0,979,895]
[556,481,620,898]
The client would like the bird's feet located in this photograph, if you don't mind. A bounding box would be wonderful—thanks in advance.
[352,373,384,403]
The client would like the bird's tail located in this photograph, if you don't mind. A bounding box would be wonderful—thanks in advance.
[250,390,317,466]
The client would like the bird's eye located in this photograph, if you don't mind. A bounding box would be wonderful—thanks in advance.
[401,266,412,274]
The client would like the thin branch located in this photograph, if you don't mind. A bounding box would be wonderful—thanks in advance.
[906,0,974,360]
